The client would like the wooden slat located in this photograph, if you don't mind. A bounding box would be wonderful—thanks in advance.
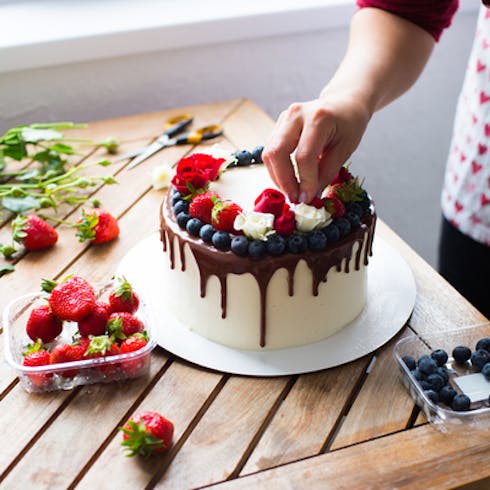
[240,358,370,475]
[153,376,290,490]
[207,424,490,490]
[75,360,223,490]
[0,350,168,489]
[329,329,415,450]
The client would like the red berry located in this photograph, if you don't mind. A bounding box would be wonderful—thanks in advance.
[22,341,52,388]
[50,343,84,377]
[48,276,96,322]
[121,411,174,457]
[211,201,242,232]
[107,312,145,341]
[189,191,221,224]
[12,214,58,251]
[84,335,120,376]
[26,304,63,343]
[120,334,149,377]
[331,166,353,185]
[109,277,140,314]
[324,197,346,218]
[76,208,120,244]
[78,301,110,337]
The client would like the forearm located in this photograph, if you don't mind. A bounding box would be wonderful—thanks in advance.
[321,8,436,116]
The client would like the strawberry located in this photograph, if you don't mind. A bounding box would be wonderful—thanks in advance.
[73,336,91,357]
[109,277,140,314]
[331,166,353,185]
[84,335,120,376]
[26,304,63,343]
[50,342,84,377]
[46,276,96,322]
[324,197,346,218]
[78,301,110,337]
[120,332,149,377]
[307,197,324,209]
[189,191,221,224]
[325,178,364,203]
[75,208,120,244]
[12,214,58,251]
[22,340,52,388]
[121,411,174,457]
[211,201,243,232]
[107,312,145,342]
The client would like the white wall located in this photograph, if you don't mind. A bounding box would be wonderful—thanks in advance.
[0,8,478,267]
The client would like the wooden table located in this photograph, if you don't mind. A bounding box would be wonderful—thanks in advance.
[1,99,489,490]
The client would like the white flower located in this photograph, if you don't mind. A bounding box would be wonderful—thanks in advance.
[151,162,173,190]
[200,144,237,173]
[234,210,275,241]
[291,202,331,232]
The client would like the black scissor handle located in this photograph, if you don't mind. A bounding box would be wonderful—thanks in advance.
[163,114,193,138]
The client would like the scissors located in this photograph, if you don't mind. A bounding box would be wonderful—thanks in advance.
[116,114,223,170]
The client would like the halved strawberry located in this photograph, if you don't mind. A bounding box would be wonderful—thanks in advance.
[22,340,52,388]
[76,208,120,244]
[26,304,63,343]
[211,201,242,232]
[46,276,96,322]
[12,214,58,251]
[120,332,149,377]
[189,191,221,224]
[109,277,140,314]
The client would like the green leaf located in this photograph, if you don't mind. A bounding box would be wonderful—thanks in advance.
[20,128,63,142]
[2,195,40,213]
[3,142,27,161]
[0,264,15,277]
[96,159,112,167]
[50,143,75,155]
[0,244,16,258]
[101,176,117,185]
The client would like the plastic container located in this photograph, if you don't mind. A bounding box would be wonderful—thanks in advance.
[394,323,490,431]
[3,280,157,393]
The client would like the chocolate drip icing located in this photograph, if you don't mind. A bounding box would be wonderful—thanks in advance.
[160,196,377,348]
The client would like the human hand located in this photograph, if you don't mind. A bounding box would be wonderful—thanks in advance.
[262,92,372,203]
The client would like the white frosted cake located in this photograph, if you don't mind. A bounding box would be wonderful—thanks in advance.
[159,150,376,350]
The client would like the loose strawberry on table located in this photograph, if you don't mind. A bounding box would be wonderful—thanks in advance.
[121,411,174,457]
[109,277,140,314]
[26,304,63,343]
[75,208,120,244]
[11,214,58,251]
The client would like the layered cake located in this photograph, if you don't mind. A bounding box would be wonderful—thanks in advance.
[159,149,376,350]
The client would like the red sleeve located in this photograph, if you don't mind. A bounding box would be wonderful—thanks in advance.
[356,0,459,41]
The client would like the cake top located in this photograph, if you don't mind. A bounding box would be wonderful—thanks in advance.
[165,146,374,259]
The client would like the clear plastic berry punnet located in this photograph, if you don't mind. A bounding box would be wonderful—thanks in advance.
[3,280,157,393]
[393,323,490,431]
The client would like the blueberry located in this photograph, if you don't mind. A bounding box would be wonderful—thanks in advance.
[345,202,363,217]
[424,389,439,404]
[320,224,338,243]
[266,234,286,256]
[439,386,457,405]
[418,355,438,375]
[411,369,424,381]
[419,380,432,390]
[248,240,266,259]
[199,224,216,243]
[426,373,445,392]
[251,145,264,163]
[481,363,490,380]
[212,231,231,250]
[235,150,253,166]
[431,349,449,367]
[475,337,490,353]
[471,349,490,371]
[171,191,182,206]
[186,218,204,237]
[307,230,327,251]
[436,366,450,384]
[334,218,351,237]
[231,236,249,256]
[402,355,417,371]
[173,200,189,215]
[452,345,472,364]
[288,235,307,254]
[176,212,191,229]
[359,190,371,213]
[452,394,471,411]
[345,211,361,229]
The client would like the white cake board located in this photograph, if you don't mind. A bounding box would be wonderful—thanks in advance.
[117,234,416,376]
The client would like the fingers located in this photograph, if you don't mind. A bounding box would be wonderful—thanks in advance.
[262,104,304,202]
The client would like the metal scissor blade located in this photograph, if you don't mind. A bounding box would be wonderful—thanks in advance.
[112,148,144,162]
[126,140,168,170]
